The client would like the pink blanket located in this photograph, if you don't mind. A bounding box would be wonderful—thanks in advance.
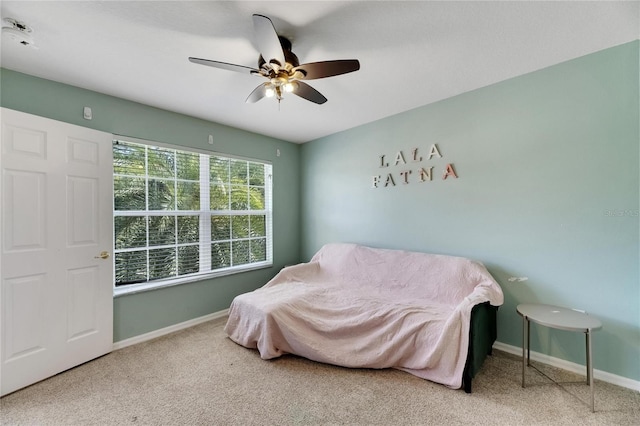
[224,243,503,388]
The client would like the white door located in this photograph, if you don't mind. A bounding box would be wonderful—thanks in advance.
[0,108,113,396]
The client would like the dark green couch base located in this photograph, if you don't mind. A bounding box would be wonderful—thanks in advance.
[462,302,498,393]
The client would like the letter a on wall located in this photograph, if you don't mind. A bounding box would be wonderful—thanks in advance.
[442,163,458,180]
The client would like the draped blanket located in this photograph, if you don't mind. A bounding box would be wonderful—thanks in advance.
[224,243,503,388]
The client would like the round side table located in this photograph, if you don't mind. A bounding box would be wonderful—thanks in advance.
[517,303,602,413]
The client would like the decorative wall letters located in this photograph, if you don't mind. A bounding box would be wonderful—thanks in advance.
[372,144,458,188]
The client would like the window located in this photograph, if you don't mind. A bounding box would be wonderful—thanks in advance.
[113,138,272,294]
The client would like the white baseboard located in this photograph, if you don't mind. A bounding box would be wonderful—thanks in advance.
[112,318,639,393]
[493,341,640,392]
[112,309,229,351]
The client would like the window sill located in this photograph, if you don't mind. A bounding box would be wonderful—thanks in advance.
[113,261,273,298]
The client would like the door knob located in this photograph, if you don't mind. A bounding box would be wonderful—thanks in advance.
[94,251,110,260]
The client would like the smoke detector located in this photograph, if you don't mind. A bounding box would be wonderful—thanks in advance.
[2,18,35,47]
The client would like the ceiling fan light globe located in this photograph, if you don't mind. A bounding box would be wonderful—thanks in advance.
[265,87,275,98]
[283,82,294,93]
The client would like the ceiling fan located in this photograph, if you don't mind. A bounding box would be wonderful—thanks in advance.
[189,14,360,105]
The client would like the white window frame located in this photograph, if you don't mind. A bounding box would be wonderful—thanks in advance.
[112,136,273,297]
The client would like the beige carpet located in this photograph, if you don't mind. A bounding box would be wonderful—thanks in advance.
[1,317,638,425]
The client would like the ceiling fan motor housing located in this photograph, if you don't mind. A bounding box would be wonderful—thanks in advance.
[258,36,299,68]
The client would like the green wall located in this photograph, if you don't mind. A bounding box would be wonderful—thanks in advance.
[0,69,301,342]
[2,41,639,383]
[300,41,640,381]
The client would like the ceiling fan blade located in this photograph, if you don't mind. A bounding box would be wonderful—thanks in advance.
[293,59,360,80]
[252,14,285,66]
[189,57,259,74]
[246,83,268,103]
[292,81,327,104]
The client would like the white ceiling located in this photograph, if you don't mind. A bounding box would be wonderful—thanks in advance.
[1,1,638,144]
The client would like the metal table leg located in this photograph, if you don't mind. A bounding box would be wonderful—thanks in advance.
[522,316,527,387]
[586,330,595,412]
[527,319,531,366]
